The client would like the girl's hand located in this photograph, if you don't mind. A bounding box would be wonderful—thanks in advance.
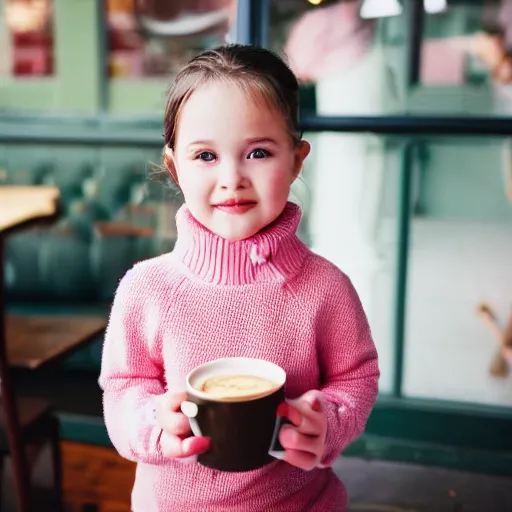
[277,390,327,471]
[155,391,210,459]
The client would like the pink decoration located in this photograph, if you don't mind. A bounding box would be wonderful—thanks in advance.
[283,1,375,83]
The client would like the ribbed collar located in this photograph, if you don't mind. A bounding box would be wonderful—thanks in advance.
[172,202,309,285]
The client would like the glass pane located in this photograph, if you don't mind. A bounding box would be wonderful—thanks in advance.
[403,136,512,407]
[107,0,234,79]
[1,0,54,76]
[270,0,391,116]
[270,0,512,117]
[296,131,398,394]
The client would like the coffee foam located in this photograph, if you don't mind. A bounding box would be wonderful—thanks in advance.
[186,357,286,402]
[198,374,277,401]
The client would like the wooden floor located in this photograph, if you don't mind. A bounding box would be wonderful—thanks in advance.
[2,443,512,511]
[1,442,136,512]
[62,442,135,512]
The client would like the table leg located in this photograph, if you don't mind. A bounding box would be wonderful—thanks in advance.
[0,237,31,511]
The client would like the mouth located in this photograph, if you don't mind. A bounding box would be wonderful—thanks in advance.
[212,199,257,214]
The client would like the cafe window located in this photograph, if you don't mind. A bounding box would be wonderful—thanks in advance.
[1,0,54,76]
[106,0,234,79]
[268,0,512,117]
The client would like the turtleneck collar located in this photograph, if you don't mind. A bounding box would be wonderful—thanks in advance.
[172,202,309,286]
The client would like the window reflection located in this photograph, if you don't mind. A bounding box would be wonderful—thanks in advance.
[107,0,234,79]
[404,137,512,407]
[417,0,512,114]
[270,0,392,117]
[269,0,512,116]
[282,1,376,86]
[419,1,503,86]
[3,0,54,76]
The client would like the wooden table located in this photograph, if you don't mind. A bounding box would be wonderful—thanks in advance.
[6,314,107,370]
[0,186,107,511]
[0,185,60,233]
[0,186,107,368]
[0,186,62,512]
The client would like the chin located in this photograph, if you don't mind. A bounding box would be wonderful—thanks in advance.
[219,230,258,242]
[216,224,261,242]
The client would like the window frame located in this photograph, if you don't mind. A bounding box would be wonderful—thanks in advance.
[0,0,103,113]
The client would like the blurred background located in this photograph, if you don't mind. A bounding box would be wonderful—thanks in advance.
[1,0,512,511]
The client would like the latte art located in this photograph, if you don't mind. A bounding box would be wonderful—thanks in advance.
[199,374,277,400]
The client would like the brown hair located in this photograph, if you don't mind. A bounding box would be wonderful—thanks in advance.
[163,44,302,185]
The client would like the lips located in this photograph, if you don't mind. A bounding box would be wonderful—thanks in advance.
[212,199,257,214]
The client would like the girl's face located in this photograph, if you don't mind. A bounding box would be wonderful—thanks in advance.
[169,81,310,241]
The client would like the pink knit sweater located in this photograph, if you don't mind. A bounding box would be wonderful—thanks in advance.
[99,202,379,512]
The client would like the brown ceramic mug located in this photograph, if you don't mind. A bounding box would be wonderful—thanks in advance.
[180,357,287,472]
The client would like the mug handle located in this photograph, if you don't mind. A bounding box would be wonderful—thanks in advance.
[268,414,291,460]
[181,400,203,437]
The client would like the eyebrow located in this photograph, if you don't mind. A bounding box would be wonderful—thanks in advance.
[187,140,213,148]
[187,137,278,148]
[246,137,278,145]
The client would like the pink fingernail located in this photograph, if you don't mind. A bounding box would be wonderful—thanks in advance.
[276,402,289,417]
[196,437,211,452]
[311,397,322,412]
[183,435,210,456]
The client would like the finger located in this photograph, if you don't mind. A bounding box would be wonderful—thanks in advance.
[279,424,322,456]
[160,431,210,459]
[283,448,317,471]
[281,403,322,436]
[296,390,324,415]
[182,436,210,457]
[157,410,191,437]
[307,394,323,413]
[287,392,325,436]
[164,392,188,412]
[277,402,301,427]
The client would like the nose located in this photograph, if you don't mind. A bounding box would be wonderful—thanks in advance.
[219,161,248,191]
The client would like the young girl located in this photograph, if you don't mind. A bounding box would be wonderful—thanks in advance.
[99,44,379,512]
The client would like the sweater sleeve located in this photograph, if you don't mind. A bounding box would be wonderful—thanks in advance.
[317,269,380,467]
[98,266,167,465]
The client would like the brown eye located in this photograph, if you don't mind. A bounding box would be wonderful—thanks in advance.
[247,148,270,160]
[198,151,216,162]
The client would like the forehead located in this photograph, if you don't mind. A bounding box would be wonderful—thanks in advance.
[175,80,289,144]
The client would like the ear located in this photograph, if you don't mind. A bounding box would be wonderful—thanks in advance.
[292,140,311,181]
[163,145,180,186]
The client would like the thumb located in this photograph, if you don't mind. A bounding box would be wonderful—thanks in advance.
[160,431,210,459]
[302,390,324,413]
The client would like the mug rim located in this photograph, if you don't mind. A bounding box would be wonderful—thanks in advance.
[185,357,286,403]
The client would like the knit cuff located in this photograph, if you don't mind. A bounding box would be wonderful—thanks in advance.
[131,396,165,463]
[318,393,356,468]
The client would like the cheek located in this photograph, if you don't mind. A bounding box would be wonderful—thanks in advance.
[263,170,294,201]
[175,161,211,198]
